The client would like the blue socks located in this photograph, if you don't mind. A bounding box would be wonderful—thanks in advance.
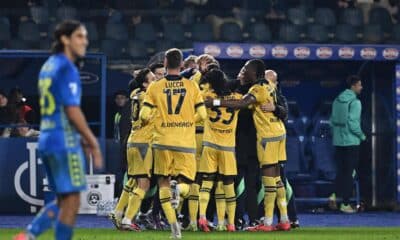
[55,221,73,240]
[27,201,59,237]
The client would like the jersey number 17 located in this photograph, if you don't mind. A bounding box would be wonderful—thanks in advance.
[163,88,186,115]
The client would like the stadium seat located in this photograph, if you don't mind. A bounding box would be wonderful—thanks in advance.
[18,22,40,42]
[363,24,383,44]
[279,24,300,43]
[369,7,393,34]
[248,23,271,42]
[220,22,242,42]
[9,40,35,50]
[341,8,364,28]
[56,6,78,20]
[84,22,99,41]
[155,40,175,53]
[0,16,10,26]
[288,8,308,26]
[0,20,11,41]
[392,24,400,42]
[314,8,336,28]
[30,6,49,24]
[105,23,128,41]
[163,23,185,42]
[310,102,336,181]
[335,24,357,43]
[101,39,126,59]
[128,40,148,59]
[191,23,214,41]
[39,38,51,50]
[285,117,306,175]
[308,24,329,43]
[134,23,157,42]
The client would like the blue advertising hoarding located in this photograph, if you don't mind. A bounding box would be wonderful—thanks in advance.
[194,43,400,61]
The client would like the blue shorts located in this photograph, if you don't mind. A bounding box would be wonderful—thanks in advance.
[40,147,87,194]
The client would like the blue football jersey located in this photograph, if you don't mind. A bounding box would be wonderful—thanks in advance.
[38,54,82,152]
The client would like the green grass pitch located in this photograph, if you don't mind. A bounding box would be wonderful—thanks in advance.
[2,228,400,240]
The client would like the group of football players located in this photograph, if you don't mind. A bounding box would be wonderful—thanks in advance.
[109,48,298,239]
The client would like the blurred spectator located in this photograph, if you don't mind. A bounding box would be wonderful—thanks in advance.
[0,90,12,137]
[150,62,166,80]
[265,0,287,19]
[113,90,129,143]
[113,89,131,197]
[13,120,40,137]
[8,87,35,124]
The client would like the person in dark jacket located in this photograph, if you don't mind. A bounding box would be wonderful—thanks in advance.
[329,75,365,213]
[264,70,299,228]
[113,90,132,197]
[229,71,260,229]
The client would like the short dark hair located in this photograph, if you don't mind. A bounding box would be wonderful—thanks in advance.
[149,62,164,73]
[346,75,361,88]
[165,48,183,69]
[114,90,128,98]
[247,59,265,79]
[129,68,151,92]
[51,20,84,53]
[206,62,220,72]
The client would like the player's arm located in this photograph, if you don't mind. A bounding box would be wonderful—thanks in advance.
[348,100,366,141]
[61,68,102,169]
[205,94,257,109]
[194,83,207,120]
[139,84,156,125]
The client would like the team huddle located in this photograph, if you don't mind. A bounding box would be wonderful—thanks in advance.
[109,48,292,238]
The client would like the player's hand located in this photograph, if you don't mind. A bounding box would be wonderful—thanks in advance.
[82,140,103,170]
[91,146,103,170]
[261,102,275,112]
[204,97,213,107]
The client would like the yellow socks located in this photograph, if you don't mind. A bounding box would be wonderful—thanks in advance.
[188,183,200,224]
[178,183,190,198]
[215,181,226,225]
[262,176,277,226]
[159,187,177,224]
[275,176,288,222]
[223,183,236,225]
[114,178,136,218]
[199,180,213,217]
[124,187,146,221]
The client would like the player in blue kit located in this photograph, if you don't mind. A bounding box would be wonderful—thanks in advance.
[14,20,103,240]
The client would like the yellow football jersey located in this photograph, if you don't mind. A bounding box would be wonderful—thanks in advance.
[203,91,242,147]
[128,88,154,143]
[191,70,202,85]
[143,75,205,149]
[247,80,286,139]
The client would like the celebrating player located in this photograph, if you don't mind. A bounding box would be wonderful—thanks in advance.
[197,69,241,232]
[139,48,207,239]
[110,68,156,231]
[15,20,103,240]
[205,59,290,232]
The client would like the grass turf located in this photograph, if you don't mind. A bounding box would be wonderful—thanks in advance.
[2,228,400,240]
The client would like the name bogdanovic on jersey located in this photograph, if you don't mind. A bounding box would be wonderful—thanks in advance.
[143,75,204,150]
